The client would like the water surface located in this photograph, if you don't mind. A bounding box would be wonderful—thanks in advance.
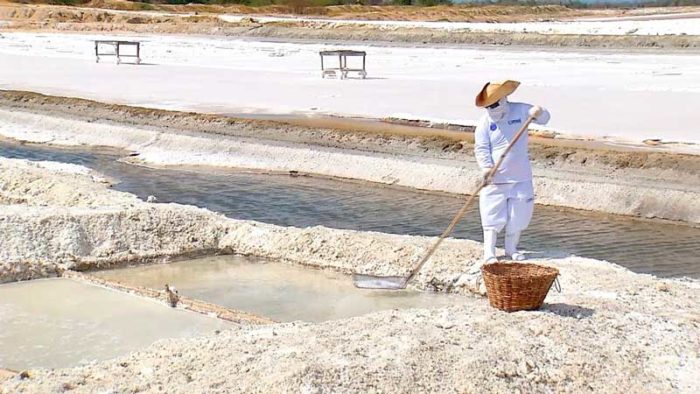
[2,141,698,278]
[96,255,468,323]
[0,278,229,370]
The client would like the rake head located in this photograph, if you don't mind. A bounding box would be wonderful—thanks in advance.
[352,274,408,290]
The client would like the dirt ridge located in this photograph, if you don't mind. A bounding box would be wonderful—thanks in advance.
[2,89,698,175]
[3,3,700,49]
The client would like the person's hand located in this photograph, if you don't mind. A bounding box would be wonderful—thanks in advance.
[528,106,543,119]
[482,167,493,182]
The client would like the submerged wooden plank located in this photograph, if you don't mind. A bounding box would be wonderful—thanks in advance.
[62,270,275,326]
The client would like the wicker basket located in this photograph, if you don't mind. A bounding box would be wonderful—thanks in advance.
[482,263,559,312]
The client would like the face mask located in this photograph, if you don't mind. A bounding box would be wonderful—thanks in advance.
[486,98,510,122]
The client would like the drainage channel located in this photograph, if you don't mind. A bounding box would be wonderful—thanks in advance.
[1,141,699,278]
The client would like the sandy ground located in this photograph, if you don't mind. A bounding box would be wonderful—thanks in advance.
[2,92,699,225]
[1,32,699,147]
[0,153,699,392]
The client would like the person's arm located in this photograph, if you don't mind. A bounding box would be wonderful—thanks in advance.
[528,105,550,125]
[474,119,494,175]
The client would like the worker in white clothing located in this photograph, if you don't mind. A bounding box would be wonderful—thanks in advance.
[473,80,550,264]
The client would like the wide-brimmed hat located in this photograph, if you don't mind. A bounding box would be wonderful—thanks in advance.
[475,80,520,107]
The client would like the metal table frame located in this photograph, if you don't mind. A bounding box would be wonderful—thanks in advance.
[95,40,141,65]
[319,50,367,79]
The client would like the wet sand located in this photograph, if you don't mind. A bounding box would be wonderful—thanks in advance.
[234,111,700,155]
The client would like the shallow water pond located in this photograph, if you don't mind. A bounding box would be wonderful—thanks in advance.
[0,278,230,370]
[96,255,468,323]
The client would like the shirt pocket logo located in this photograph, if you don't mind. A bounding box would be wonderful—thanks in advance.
[507,118,522,125]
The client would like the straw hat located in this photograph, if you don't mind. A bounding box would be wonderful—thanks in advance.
[475,80,520,107]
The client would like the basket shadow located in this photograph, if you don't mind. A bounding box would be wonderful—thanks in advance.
[541,303,595,319]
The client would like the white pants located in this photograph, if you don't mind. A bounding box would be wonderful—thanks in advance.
[479,181,534,233]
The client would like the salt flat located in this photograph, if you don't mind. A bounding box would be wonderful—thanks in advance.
[0,32,698,144]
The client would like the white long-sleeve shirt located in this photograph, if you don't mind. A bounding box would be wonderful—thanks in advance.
[474,102,550,184]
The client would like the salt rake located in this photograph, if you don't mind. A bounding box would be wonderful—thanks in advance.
[353,114,537,290]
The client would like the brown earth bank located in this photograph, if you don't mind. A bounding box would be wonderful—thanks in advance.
[0,1,605,21]
[3,90,699,176]
[2,2,700,49]
[8,0,700,21]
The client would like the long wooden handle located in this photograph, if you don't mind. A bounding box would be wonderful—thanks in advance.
[404,114,537,284]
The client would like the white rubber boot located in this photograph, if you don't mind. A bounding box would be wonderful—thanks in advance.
[469,230,498,274]
[483,229,498,263]
[505,231,525,261]
[470,229,498,274]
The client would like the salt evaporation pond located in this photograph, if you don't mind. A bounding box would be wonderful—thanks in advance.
[0,278,230,370]
[1,141,699,278]
[95,255,468,323]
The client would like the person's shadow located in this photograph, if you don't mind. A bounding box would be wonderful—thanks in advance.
[541,303,595,319]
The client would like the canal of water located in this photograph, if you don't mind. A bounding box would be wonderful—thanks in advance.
[2,141,698,278]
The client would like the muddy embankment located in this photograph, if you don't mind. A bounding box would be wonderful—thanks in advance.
[224,23,700,50]
[1,148,699,392]
[2,3,700,50]
[2,90,699,224]
[1,2,588,22]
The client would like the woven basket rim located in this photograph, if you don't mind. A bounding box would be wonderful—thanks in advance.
[481,262,559,278]
[481,262,559,312]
